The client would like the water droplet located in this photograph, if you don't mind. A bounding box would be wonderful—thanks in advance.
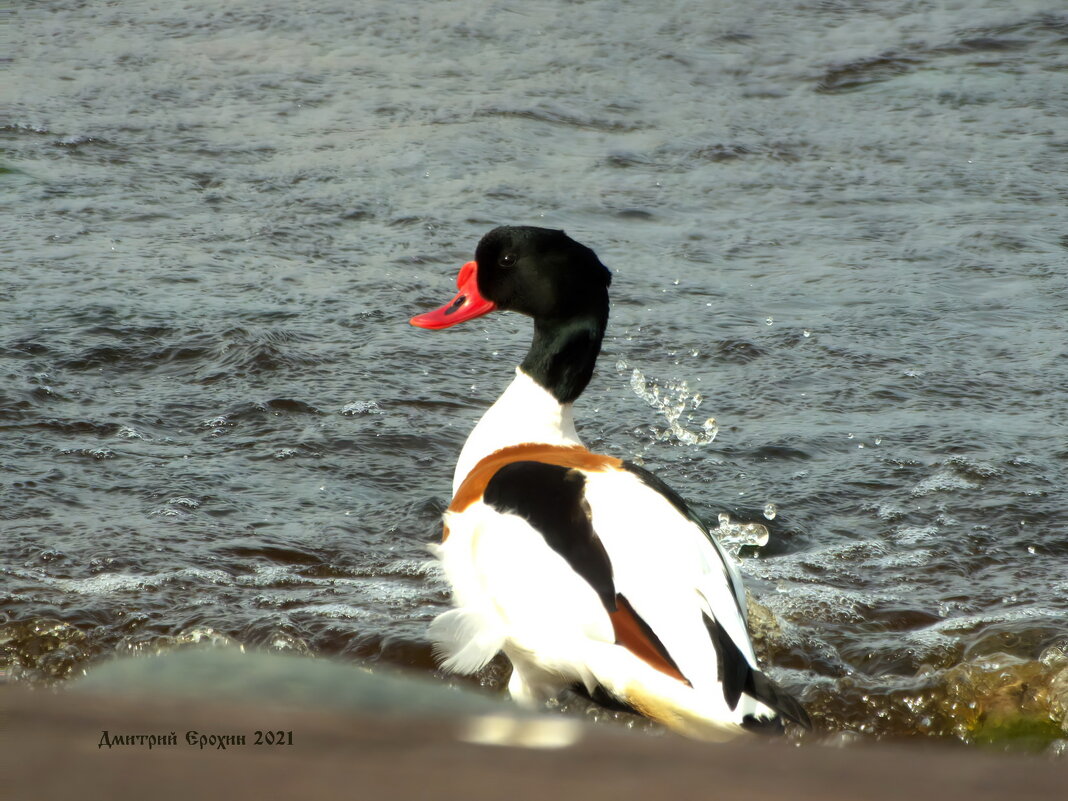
[702,417,718,440]
[763,503,777,520]
[741,523,770,547]
[716,512,769,550]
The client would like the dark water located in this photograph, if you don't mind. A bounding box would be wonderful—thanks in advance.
[3,0,1068,750]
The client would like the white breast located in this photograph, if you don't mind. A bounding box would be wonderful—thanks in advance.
[452,368,582,493]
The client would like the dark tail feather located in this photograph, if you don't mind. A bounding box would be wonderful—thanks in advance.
[701,612,811,730]
[745,670,812,730]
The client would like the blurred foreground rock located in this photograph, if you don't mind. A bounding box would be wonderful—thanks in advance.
[1,647,1064,801]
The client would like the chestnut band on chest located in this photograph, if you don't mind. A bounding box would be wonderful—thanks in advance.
[448,443,622,513]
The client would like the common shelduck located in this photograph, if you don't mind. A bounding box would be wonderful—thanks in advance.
[410,226,809,740]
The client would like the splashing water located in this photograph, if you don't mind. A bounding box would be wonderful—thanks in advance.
[714,512,770,556]
[625,365,718,446]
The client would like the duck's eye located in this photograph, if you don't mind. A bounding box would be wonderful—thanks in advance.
[499,253,516,268]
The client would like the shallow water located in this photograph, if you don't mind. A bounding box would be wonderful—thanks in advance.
[3,0,1068,750]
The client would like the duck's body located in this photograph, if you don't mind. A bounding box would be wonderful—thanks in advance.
[411,226,807,740]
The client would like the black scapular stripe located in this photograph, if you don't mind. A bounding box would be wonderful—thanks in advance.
[703,612,811,729]
[483,461,616,611]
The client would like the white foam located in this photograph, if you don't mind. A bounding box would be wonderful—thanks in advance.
[234,564,297,587]
[867,548,933,569]
[933,606,1067,635]
[759,584,889,624]
[52,568,231,595]
[284,603,369,619]
[911,470,977,497]
[341,400,383,415]
[893,525,940,545]
[115,425,148,440]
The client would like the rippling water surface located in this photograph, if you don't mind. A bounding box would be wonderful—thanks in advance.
[3,0,1068,750]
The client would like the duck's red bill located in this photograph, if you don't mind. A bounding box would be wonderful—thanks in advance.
[409,260,496,329]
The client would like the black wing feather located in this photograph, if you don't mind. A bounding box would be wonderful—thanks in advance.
[702,612,749,711]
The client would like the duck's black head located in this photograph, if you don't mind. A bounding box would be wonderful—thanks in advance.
[411,226,613,404]
[473,226,611,322]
